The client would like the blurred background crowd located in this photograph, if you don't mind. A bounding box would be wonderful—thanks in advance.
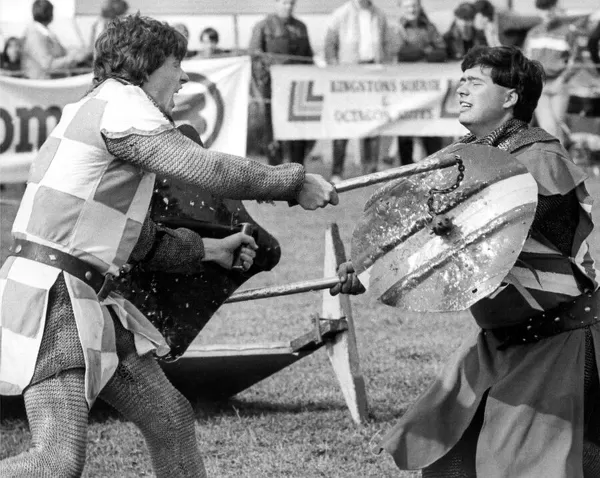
[1,0,600,181]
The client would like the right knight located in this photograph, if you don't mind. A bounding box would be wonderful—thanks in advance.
[334,45,600,477]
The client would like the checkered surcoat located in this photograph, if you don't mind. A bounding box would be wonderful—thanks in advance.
[0,80,173,406]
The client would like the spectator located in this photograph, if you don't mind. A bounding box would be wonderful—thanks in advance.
[473,0,541,48]
[173,22,189,40]
[524,0,578,144]
[473,0,502,47]
[324,0,391,183]
[588,16,600,74]
[249,0,314,167]
[394,0,446,166]
[0,37,22,73]
[199,27,225,58]
[21,0,88,79]
[89,0,128,53]
[172,22,197,57]
[443,2,487,61]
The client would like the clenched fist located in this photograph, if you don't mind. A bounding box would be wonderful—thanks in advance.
[297,173,339,210]
[202,232,258,270]
[329,261,366,296]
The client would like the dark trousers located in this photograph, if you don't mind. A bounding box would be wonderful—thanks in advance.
[332,137,379,176]
[397,136,444,166]
[264,99,309,166]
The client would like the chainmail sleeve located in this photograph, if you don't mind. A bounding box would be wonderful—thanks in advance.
[129,213,205,273]
[530,191,580,257]
[102,129,305,201]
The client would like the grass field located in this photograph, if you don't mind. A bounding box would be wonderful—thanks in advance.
[2,157,600,478]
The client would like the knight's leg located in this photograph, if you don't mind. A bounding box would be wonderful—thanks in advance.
[98,318,206,478]
[0,370,89,478]
[583,328,600,476]
[421,397,482,478]
[421,438,477,478]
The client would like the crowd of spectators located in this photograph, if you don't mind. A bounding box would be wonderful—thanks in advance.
[0,0,231,79]
[1,0,600,176]
[245,0,599,178]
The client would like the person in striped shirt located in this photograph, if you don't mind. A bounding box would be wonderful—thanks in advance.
[334,45,600,476]
[524,0,580,145]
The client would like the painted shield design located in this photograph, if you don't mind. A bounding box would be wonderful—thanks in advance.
[351,143,538,312]
[116,125,281,360]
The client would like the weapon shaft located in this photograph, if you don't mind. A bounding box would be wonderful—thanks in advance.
[226,265,355,303]
[225,276,341,303]
[334,155,458,193]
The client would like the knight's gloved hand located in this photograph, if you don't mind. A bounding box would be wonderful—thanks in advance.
[203,233,258,270]
[330,261,366,296]
[297,173,339,210]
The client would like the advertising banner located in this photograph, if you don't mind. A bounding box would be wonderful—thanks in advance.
[0,56,251,183]
[270,62,469,140]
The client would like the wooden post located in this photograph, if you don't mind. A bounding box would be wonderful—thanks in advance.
[322,223,368,425]
[233,14,240,51]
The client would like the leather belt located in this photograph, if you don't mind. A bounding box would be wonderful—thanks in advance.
[486,290,600,350]
[10,239,116,301]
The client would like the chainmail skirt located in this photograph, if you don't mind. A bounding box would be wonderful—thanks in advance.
[29,273,85,386]
[3,273,206,478]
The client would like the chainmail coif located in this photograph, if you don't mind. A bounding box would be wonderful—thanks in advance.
[104,129,305,202]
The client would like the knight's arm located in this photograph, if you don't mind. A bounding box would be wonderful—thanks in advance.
[129,212,206,274]
[102,130,305,202]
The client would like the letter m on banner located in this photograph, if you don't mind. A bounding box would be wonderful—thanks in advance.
[288,81,323,122]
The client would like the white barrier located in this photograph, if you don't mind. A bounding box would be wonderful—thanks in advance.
[271,62,470,140]
[0,56,251,184]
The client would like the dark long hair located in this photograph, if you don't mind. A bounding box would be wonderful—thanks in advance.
[93,13,187,86]
[461,46,545,123]
[1,37,22,69]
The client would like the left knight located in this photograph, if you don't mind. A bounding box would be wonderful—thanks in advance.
[0,13,338,478]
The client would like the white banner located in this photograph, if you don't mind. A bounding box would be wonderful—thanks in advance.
[271,62,470,140]
[0,56,251,183]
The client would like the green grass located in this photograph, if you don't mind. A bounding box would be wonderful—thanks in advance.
[2,158,600,478]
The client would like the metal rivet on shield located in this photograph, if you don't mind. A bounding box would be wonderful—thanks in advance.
[85,271,93,281]
[14,244,22,253]
[48,254,56,261]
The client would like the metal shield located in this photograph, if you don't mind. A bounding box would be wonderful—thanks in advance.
[351,143,538,312]
[116,125,281,360]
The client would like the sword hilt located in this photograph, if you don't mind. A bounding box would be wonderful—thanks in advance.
[231,222,258,272]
